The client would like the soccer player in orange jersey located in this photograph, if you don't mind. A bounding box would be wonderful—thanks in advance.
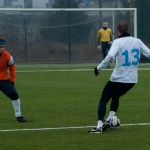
[0,38,26,122]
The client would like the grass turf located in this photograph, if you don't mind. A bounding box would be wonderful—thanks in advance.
[0,64,150,150]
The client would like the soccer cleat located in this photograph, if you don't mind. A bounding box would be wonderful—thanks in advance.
[102,120,112,131]
[88,127,103,133]
[16,116,26,123]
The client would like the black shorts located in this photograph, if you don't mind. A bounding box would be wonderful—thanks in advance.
[103,80,135,98]
[0,80,19,100]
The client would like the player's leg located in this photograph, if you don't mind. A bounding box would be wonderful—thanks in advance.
[107,42,111,50]
[0,80,26,122]
[102,83,121,129]
[107,82,135,121]
[106,96,119,121]
[98,81,113,122]
[102,42,111,67]
[89,81,113,133]
[101,42,107,59]
[106,83,134,128]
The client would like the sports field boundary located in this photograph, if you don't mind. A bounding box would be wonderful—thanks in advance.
[0,122,150,132]
[16,68,150,73]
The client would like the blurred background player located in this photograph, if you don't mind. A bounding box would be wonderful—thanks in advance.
[89,20,150,133]
[97,22,112,59]
[0,38,26,122]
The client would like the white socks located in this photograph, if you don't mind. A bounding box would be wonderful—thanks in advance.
[11,98,21,117]
[96,111,116,128]
[106,111,116,121]
[96,120,103,128]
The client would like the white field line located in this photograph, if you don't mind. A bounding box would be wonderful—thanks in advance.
[16,69,93,73]
[0,123,150,132]
[16,68,150,73]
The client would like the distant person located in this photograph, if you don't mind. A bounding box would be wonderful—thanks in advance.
[89,20,150,133]
[0,38,26,122]
[97,22,112,59]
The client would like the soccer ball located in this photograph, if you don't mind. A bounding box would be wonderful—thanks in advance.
[111,116,120,127]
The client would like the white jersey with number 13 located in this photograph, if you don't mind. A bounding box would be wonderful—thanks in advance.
[97,36,150,83]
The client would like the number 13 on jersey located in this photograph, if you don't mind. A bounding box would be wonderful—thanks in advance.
[122,49,140,66]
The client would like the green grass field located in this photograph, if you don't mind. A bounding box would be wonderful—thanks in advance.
[0,64,150,150]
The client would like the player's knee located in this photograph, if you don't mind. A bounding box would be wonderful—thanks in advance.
[8,92,19,100]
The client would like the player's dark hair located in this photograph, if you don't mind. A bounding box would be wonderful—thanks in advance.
[117,20,129,33]
[0,38,6,46]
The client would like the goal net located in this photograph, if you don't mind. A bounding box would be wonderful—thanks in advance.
[0,8,137,63]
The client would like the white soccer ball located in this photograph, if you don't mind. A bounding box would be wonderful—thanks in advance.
[111,116,120,127]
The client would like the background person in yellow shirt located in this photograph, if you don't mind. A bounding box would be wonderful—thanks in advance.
[97,22,112,59]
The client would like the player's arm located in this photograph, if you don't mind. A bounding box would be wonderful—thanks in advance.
[110,29,113,41]
[94,41,119,76]
[97,30,101,45]
[97,55,113,70]
[94,54,114,76]
[8,56,16,84]
[139,39,150,58]
[94,54,113,76]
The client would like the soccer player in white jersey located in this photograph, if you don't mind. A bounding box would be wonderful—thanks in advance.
[89,20,150,133]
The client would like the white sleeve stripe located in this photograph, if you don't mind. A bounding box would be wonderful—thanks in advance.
[8,56,14,65]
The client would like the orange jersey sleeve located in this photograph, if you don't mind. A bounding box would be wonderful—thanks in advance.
[0,50,16,82]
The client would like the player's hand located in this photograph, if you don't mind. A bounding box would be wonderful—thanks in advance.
[97,45,101,50]
[94,67,99,76]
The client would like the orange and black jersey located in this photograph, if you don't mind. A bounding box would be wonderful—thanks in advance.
[0,50,16,82]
